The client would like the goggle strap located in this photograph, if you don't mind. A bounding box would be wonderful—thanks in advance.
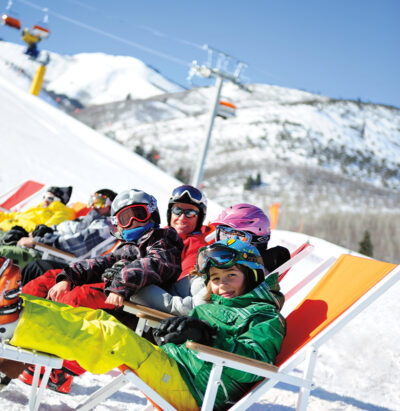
[252,268,258,283]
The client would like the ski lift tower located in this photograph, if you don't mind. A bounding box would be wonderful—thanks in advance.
[189,45,247,188]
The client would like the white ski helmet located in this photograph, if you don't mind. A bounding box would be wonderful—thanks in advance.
[111,189,160,225]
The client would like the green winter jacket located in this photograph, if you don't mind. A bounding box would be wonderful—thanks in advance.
[161,273,286,409]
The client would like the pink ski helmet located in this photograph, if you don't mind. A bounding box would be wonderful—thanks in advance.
[211,203,271,237]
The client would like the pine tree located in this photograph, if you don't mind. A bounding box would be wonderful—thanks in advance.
[134,145,145,157]
[174,167,190,184]
[255,172,262,186]
[358,230,373,257]
[244,175,255,190]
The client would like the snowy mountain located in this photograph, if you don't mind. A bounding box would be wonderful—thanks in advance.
[0,41,183,108]
[0,53,399,411]
[72,81,400,263]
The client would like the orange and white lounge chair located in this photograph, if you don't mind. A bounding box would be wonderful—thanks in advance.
[77,253,399,410]
[187,254,400,410]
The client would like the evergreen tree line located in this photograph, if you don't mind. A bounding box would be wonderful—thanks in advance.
[277,209,399,263]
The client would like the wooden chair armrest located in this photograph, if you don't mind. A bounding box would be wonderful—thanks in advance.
[123,301,174,321]
[135,312,164,322]
[186,341,278,374]
[33,241,76,259]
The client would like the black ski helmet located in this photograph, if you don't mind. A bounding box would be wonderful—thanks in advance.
[167,185,207,232]
[111,189,160,226]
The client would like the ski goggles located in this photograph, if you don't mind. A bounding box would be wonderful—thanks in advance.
[171,206,199,219]
[170,185,206,205]
[216,225,253,244]
[111,204,151,228]
[196,243,264,275]
[216,225,270,245]
[43,194,61,203]
[89,194,112,209]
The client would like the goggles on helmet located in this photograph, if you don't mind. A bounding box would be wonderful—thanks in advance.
[170,185,206,205]
[89,194,112,209]
[111,204,151,228]
[216,225,270,245]
[216,225,253,243]
[196,243,264,275]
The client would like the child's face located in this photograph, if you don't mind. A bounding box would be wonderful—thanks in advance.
[209,265,246,298]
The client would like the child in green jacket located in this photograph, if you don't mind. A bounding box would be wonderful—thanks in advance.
[0,238,286,410]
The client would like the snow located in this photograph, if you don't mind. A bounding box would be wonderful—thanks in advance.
[0,41,184,106]
[0,56,399,411]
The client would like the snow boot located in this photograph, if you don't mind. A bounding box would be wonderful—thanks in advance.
[19,365,73,394]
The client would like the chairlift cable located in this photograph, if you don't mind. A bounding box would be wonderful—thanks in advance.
[15,0,191,68]
[63,0,204,50]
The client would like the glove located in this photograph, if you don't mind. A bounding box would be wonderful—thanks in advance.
[0,226,29,245]
[154,316,215,346]
[32,224,54,238]
[102,261,127,282]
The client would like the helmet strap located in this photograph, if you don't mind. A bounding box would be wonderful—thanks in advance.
[252,268,258,283]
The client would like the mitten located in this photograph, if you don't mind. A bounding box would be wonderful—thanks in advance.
[32,224,54,238]
[154,316,215,346]
[0,226,29,245]
[102,261,127,282]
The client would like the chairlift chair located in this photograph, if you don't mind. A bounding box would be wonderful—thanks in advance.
[31,7,50,39]
[1,14,21,30]
[30,24,50,39]
[1,0,20,30]
[217,100,236,119]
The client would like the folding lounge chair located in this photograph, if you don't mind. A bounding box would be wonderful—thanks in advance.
[32,236,117,263]
[0,180,45,212]
[78,253,399,411]
[279,242,313,281]
[187,254,400,410]
[0,341,63,411]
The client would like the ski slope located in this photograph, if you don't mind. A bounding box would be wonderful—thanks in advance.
[0,77,399,410]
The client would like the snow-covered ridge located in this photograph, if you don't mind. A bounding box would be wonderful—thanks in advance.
[0,41,184,106]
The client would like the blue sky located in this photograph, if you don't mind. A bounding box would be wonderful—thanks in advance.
[2,0,399,108]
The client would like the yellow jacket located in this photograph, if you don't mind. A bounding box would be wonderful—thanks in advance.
[22,29,41,46]
[0,201,75,232]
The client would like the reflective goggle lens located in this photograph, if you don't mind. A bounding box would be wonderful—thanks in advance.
[116,205,151,227]
[43,194,59,203]
[171,206,199,218]
[216,226,252,243]
[89,194,110,209]
[171,185,203,204]
[197,247,237,273]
